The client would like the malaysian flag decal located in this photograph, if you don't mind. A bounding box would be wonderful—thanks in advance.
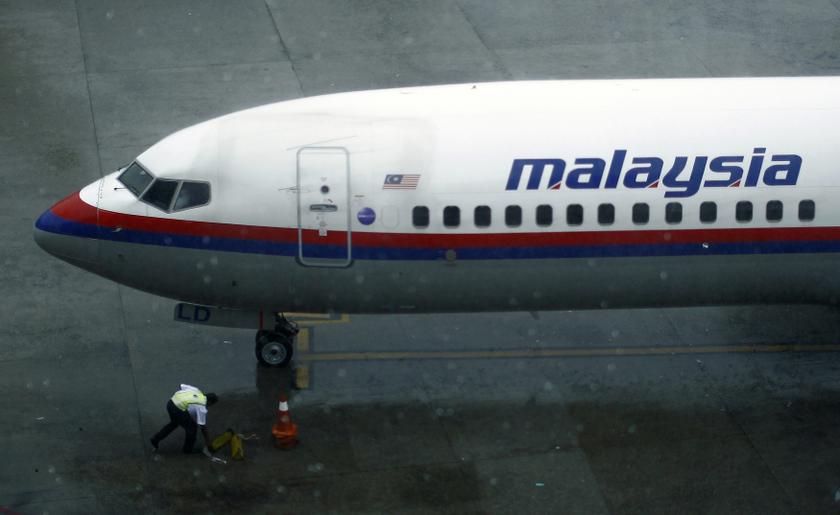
[383,174,420,189]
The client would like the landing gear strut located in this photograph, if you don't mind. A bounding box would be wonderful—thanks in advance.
[255,314,299,367]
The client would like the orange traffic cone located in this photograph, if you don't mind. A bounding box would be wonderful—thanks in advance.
[272,393,299,449]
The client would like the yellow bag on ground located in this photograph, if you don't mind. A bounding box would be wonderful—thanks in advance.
[210,430,234,452]
[230,433,244,460]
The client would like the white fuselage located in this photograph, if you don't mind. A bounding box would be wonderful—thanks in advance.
[34,78,840,313]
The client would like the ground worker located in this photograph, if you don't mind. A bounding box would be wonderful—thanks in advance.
[150,384,218,456]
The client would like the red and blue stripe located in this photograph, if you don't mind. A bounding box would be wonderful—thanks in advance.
[35,192,840,260]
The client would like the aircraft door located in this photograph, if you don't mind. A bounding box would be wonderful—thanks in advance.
[296,146,351,267]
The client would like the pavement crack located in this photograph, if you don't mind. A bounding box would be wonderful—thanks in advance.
[263,0,305,96]
[453,1,513,80]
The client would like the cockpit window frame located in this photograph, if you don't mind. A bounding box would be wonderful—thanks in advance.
[118,161,212,214]
[140,178,212,213]
[141,178,180,213]
[170,180,212,213]
[117,161,155,198]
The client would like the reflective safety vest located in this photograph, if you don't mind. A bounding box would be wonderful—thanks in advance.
[171,388,207,411]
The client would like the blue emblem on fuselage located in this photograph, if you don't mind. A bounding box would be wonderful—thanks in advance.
[357,207,376,225]
[505,148,802,198]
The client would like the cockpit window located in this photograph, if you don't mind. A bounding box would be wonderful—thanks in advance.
[117,162,154,196]
[142,179,179,212]
[174,181,211,211]
[119,161,211,213]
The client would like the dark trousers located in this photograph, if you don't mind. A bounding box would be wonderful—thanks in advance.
[151,400,197,453]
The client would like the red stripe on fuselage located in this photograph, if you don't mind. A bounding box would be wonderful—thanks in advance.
[53,192,840,249]
[51,191,98,226]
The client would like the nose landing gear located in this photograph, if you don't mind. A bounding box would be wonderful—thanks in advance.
[255,314,299,367]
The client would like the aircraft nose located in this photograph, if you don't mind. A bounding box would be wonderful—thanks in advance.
[33,186,101,271]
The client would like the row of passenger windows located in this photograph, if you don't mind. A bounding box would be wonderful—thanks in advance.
[411,200,816,228]
[117,162,211,213]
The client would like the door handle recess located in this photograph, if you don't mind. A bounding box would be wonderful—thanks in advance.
[309,204,338,212]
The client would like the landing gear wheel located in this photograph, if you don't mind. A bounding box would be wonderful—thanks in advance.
[255,331,294,367]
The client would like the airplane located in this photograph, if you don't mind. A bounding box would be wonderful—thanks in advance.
[33,77,840,367]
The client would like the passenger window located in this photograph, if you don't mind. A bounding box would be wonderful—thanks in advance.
[665,202,682,224]
[118,162,154,197]
[443,206,460,227]
[766,200,783,222]
[736,201,752,222]
[567,204,583,226]
[799,200,815,221]
[173,181,210,211]
[699,201,717,223]
[505,205,522,227]
[142,179,179,212]
[413,206,429,228]
[536,205,552,226]
[474,206,491,227]
[632,203,649,225]
[598,203,614,225]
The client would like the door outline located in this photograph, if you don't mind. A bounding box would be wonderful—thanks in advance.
[296,146,352,267]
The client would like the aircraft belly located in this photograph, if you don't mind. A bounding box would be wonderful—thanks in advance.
[96,239,840,312]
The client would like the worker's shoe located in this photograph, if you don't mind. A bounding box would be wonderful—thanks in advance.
[150,438,159,451]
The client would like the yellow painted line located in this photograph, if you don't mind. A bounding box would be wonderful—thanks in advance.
[297,328,310,353]
[287,313,351,326]
[297,343,840,362]
[285,312,334,320]
[294,364,310,389]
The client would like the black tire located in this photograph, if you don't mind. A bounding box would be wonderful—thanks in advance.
[255,331,294,367]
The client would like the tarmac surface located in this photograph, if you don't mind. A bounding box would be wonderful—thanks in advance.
[3,1,840,514]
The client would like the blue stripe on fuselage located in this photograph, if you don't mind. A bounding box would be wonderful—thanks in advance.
[39,210,840,260]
